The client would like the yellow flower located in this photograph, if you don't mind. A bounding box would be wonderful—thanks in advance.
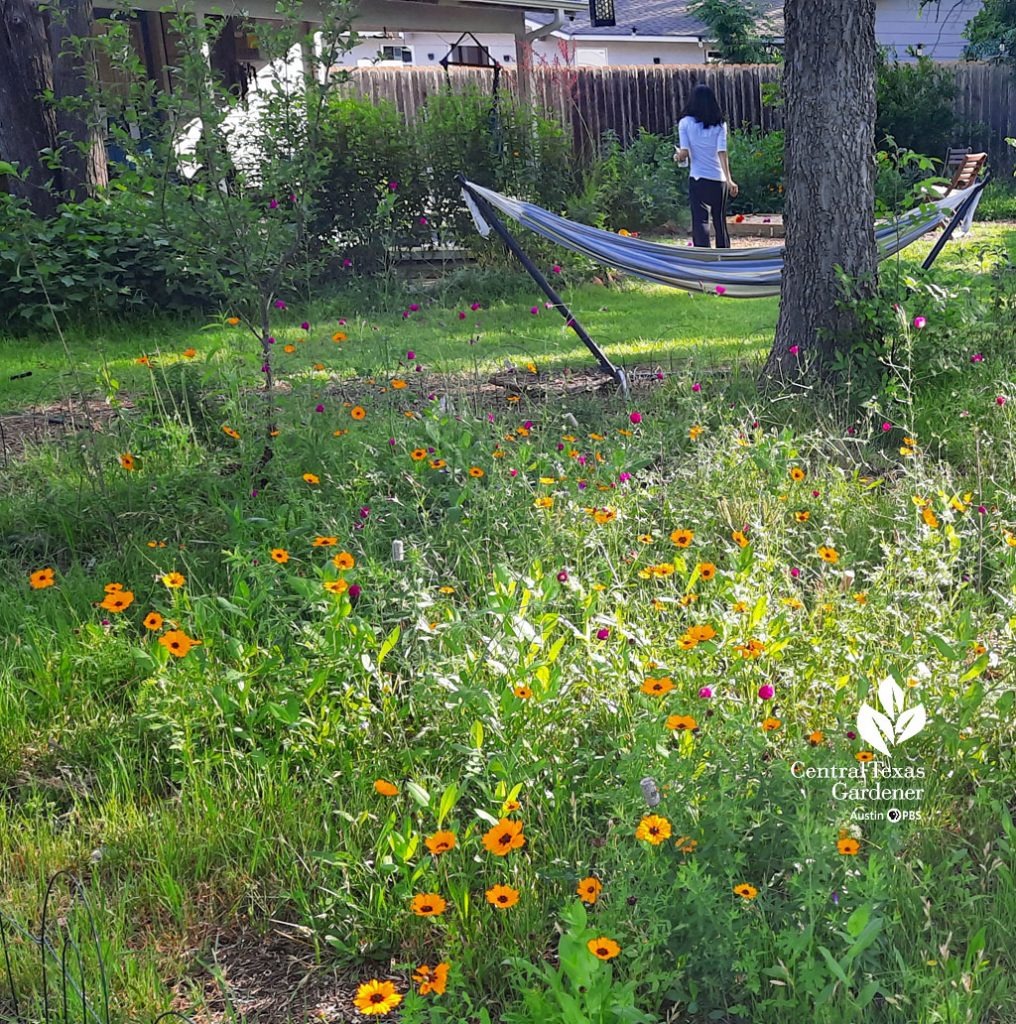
[333,551,355,570]
[303,473,320,484]
[158,629,201,657]
[534,496,554,509]
[670,528,694,547]
[29,567,56,590]
[733,883,758,900]
[817,546,839,564]
[689,425,705,440]
[837,837,861,856]
[482,818,526,856]
[576,876,602,904]
[374,779,398,796]
[635,814,671,845]
[587,937,620,960]
[161,571,186,589]
[424,831,456,855]
[353,980,402,1016]
[485,884,519,909]
[732,530,749,548]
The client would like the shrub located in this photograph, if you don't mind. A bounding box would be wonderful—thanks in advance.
[726,126,784,214]
[875,51,958,160]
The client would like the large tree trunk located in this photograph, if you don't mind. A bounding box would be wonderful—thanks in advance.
[0,0,60,215]
[49,0,108,198]
[763,0,878,380]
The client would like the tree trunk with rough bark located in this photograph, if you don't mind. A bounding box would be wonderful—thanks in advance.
[0,0,60,215]
[763,0,879,380]
[49,0,107,198]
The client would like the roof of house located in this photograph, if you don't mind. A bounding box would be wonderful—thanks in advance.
[528,0,783,39]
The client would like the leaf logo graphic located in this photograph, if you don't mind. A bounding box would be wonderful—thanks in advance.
[856,677,927,757]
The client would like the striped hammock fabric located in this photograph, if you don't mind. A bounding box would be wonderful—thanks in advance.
[461,180,984,299]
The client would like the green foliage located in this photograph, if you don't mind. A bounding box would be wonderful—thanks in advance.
[726,126,785,213]
[875,51,958,160]
[578,129,691,233]
[687,0,781,63]
[962,0,1016,62]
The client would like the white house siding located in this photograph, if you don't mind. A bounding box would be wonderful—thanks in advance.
[875,0,983,60]
[332,31,523,68]
[554,38,706,65]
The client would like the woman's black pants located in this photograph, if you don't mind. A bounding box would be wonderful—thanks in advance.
[689,176,729,248]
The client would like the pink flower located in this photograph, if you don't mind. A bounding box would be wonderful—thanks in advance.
[470,302,481,311]
[789,345,799,355]
[268,199,278,209]
[261,364,270,373]
[530,307,539,315]
[971,353,984,362]
[388,181,398,191]
[359,507,370,519]
[758,684,774,701]
[629,412,642,425]
[656,371,664,380]
[342,259,352,268]
[847,426,856,436]
[811,490,820,498]
[315,404,324,413]
[267,336,276,345]
[552,264,562,273]
[596,628,610,641]
[715,286,727,295]
[339,319,346,325]
[913,316,926,329]
[458,311,466,319]
[881,422,892,432]
[348,584,362,600]
[409,303,420,312]
[407,350,415,360]
[692,382,702,393]
[790,567,801,578]
[301,322,310,330]
[388,438,396,446]
[274,300,286,309]
[578,481,587,490]
[698,687,712,699]
[402,311,410,319]
[419,216,428,225]
[557,570,569,582]
[977,504,987,515]
[289,193,297,203]
[619,472,632,483]
[545,302,554,309]
[997,396,1007,406]
[509,468,518,477]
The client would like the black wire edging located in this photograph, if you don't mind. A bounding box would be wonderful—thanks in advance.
[1,871,196,1024]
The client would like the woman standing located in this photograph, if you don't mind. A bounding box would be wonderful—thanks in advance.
[674,84,739,248]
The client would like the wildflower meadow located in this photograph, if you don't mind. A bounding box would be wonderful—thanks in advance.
[2,223,1015,1024]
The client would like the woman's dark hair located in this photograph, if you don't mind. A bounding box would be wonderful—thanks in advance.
[683,84,724,128]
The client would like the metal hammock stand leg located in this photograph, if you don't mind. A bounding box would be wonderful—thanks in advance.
[456,175,629,394]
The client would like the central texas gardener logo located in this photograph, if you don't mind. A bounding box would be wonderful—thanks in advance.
[856,677,927,758]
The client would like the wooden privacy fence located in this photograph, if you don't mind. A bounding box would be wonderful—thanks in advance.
[343,63,1015,172]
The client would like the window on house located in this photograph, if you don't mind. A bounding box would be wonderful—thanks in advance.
[653,56,661,64]
[576,47,608,66]
[380,45,413,63]
[705,49,722,63]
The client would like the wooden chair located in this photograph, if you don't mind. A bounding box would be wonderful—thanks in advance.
[943,146,971,177]
[931,151,986,197]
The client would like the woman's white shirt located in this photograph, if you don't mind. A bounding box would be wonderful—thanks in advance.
[677,116,727,182]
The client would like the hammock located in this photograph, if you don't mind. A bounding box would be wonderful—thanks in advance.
[461,179,985,299]
[455,174,988,390]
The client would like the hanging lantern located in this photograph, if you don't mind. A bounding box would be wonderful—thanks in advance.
[589,0,615,27]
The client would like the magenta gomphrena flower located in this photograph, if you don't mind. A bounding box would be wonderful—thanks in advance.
[409,303,420,312]
[913,316,926,329]
[267,336,276,345]
[301,322,310,330]
[458,311,466,319]
[342,258,352,268]
[971,353,984,362]
[388,438,396,446]
[545,302,554,309]
[790,567,801,578]
[596,628,610,641]
[359,507,370,519]
[269,198,278,209]
[698,687,712,699]
[715,285,727,295]
[619,472,632,483]
[407,350,416,361]
[789,345,800,355]
[261,363,270,373]
[419,216,428,225]
[348,584,362,599]
[557,570,569,582]
[997,396,1007,406]
[552,264,562,273]
[692,382,702,393]
[509,468,518,477]
[977,504,987,514]
[402,311,410,319]
[388,181,398,191]
[339,319,347,325]
[811,489,820,498]
[656,371,664,380]
[758,684,775,700]
[881,422,892,432]
[530,306,539,315]
[314,404,324,413]
[274,300,286,310]
[629,412,642,425]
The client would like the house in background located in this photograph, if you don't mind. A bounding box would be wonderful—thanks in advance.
[333,0,982,69]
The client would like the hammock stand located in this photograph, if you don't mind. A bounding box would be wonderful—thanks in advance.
[457,174,990,393]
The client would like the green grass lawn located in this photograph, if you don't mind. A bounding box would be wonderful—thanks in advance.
[1,222,1015,1024]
